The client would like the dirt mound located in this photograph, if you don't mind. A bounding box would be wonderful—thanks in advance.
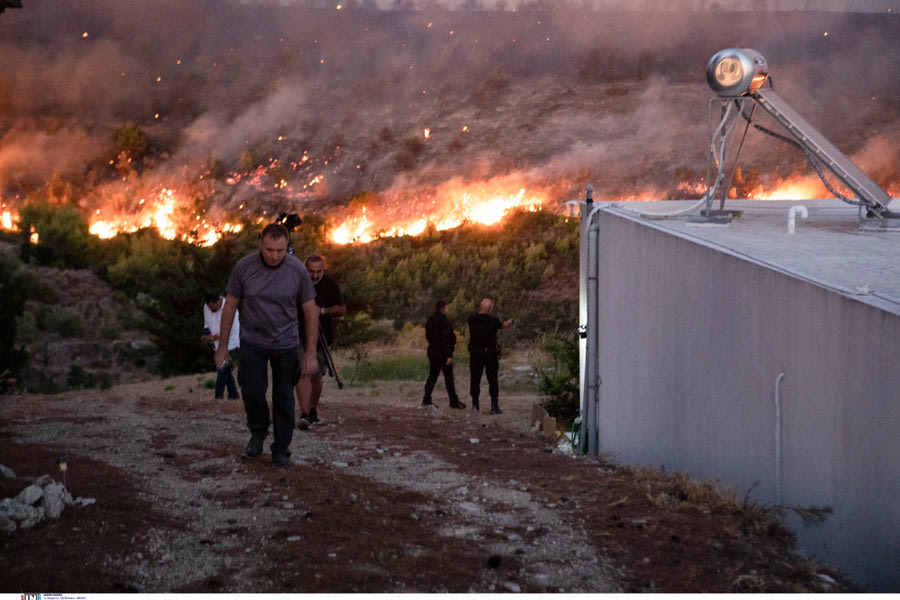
[0,376,855,593]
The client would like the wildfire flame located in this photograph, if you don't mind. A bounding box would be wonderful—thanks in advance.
[328,182,548,245]
[85,187,243,245]
[2,172,898,248]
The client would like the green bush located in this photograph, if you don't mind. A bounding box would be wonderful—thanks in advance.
[45,306,86,338]
[67,364,95,389]
[18,200,96,269]
[535,330,580,427]
[0,248,29,380]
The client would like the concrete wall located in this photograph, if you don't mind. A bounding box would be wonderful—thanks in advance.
[586,209,900,591]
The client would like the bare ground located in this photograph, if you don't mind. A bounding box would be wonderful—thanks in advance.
[1,375,855,593]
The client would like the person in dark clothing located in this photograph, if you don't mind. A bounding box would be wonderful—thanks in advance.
[467,298,513,414]
[295,254,346,429]
[423,300,464,409]
[214,223,319,467]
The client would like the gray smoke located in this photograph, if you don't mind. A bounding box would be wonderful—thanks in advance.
[0,0,897,230]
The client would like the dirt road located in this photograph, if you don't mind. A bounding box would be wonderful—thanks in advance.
[1,375,853,593]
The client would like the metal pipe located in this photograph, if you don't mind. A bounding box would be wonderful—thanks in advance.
[774,371,785,506]
[788,205,808,234]
[582,199,604,455]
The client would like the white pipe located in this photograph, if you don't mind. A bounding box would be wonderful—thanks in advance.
[787,205,808,234]
[582,202,605,455]
[774,371,785,506]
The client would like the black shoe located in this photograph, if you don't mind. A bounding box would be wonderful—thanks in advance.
[245,435,265,458]
[273,453,291,467]
[297,415,310,431]
[489,408,502,415]
[309,408,319,423]
[471,399,480,412]
[421,399,434,406]
[449,401,466,409]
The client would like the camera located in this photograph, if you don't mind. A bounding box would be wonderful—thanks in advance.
[276,212,302,232]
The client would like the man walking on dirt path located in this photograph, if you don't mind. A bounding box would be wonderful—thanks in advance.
[214,223,319,467]
[422,300,464,409]
[467,297,513,414]
[295,254,346,430]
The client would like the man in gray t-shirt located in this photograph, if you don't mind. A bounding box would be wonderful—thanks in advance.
[214,223,319,467]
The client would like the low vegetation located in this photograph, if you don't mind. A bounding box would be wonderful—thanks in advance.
[1,203,580,414]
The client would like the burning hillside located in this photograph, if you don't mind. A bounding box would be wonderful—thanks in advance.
[0,2,897,246]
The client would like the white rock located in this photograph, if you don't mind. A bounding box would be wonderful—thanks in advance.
[42,483,67,519]
[18,506,44,529]
[15,484,44,506]
[33,474,54,487]
[0,463,15,479]
[502,581,522,593]
[5,499,38,521]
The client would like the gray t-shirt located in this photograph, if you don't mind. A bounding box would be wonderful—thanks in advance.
[226,252,316,351]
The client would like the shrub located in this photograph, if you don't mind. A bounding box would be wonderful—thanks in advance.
[535,329,580,427]
[18,200,95,269]
[0,248,29,380]
[66,365,95,389]
[45,306,86,338]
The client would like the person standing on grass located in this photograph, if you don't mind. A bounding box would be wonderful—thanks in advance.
[295,254,346,430]
[422,300,464,409]
[201,293,240,401]
[467,297,513,415]
[214,223,319,467]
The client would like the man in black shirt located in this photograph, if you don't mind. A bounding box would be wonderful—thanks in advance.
[423,300,464,409]
[295,254,346,429]
[467,298,513,414]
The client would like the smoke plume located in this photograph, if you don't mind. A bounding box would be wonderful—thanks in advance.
[1,0,897,238]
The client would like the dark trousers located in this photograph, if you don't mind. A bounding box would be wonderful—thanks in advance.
[423,350,459,403]
[238,343,298,456]
[215,347,240,399]
[469,346,499,403]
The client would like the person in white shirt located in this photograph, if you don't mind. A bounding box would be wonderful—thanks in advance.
[202,293,240,400]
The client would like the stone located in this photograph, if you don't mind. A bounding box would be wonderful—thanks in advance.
[33,474,54,487]
[3,499,33,521]
[17,505,44,529]
[42,483,68,519]
[0,463,15,479]
[15,484,43,506]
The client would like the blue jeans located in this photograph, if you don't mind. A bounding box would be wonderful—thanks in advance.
[238,343,298,457]
[215,348,240,399]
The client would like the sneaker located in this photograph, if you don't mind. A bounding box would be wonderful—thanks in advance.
[421,399,434,406]
[297,415,310,431]
[273,453,291,467]
[245,435,265,458]
[449,401,466,410]
[489,408,502,415]
[309,409,320,423]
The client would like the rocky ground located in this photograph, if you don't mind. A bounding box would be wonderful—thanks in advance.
[0,374,856,593]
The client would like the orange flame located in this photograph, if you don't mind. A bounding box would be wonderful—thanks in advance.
[329,181,550,245]
[87,187,243,246]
